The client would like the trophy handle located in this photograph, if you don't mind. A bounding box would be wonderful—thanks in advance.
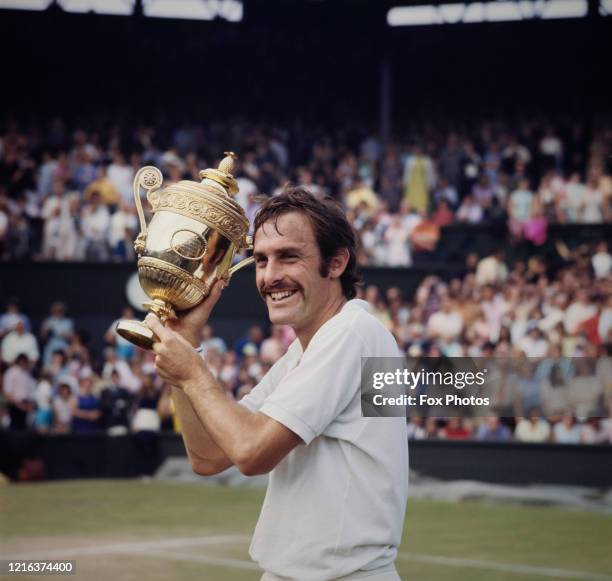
[227,235,255,277]
[132,166,163,255]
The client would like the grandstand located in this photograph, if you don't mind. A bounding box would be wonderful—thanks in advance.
[0,2,611,580]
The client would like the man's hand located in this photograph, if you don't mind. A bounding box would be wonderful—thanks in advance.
[165,279,226,347]
[145,314,209,388]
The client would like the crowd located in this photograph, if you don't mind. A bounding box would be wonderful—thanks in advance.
[1,116,611,265]
[1,239,610,442]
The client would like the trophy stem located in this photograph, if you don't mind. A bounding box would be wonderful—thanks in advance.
[115,299,177,351]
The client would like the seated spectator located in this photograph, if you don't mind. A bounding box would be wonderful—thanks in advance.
[199,324,227,356]
[508,178,534,239]
[100,370,134,435]
[344,177,379,215]
[406,415,426,440]
[384,216,411,266]
[427,298,464,342]
[71,376,101,432]
[552,414,581,444]
[0,299,31,339]
[456,194,483,223]
[476,415,511,441]
[2,353,36,430]
[105,307,137,362]
[514,409,551,443]
[580,417,608,444]
[591,242,611,280]
[260,325,287,364]
[81,191,111,261]
[52,381,76,433]
[1,320,39,365]
[431,200,454,227]
[518,327,548,358]
[564,290,597,335]
[439,417,471,440]
[33,371,54,434]
[40,301,74,366]
[131,375,161,433]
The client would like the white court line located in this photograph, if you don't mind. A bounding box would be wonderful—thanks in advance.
[4,535,611,580]
[3,535,252,560]
[397,553,612,581]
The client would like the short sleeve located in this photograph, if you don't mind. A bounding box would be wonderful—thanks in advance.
[259,325,365,445]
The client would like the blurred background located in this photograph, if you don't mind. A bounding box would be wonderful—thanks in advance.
[0,1,611,580]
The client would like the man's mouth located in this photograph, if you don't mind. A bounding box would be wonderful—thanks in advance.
[267,289,298,303]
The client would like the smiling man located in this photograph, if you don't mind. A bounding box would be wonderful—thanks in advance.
[146,187,408,581]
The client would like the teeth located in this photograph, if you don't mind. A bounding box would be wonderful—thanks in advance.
[269,290,296,301]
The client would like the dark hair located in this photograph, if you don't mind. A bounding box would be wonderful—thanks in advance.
[253,186,360,299]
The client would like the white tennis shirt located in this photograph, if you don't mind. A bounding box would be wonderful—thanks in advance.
[239,299,409,580]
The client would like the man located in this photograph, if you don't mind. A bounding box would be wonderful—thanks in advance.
[146,188,408,580]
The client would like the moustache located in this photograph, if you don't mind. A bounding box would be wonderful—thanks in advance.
[259,284,301,295]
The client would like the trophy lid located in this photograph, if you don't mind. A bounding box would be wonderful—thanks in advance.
[199,151,239,196]
[147,152,249,247]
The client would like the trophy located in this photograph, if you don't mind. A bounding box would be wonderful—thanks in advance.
[116,152,253,350]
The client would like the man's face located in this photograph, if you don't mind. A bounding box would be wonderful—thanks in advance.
[254,212,334,334]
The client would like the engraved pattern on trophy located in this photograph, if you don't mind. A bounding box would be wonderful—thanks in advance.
[170,229,209,261]
[115,153,255,351]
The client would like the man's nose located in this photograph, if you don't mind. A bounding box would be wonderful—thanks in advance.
[262,259,283,288]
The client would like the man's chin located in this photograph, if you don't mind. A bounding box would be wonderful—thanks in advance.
[266,304,294,326]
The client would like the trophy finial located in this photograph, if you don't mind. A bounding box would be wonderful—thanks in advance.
[219,151,237,175]
[199,151,239,196]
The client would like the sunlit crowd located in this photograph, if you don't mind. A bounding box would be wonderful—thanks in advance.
[1,116,610,265]
[1,238,610,442]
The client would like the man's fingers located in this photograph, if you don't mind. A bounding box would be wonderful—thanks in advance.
[200,279,226,310]
[144,313,172,341]
[180,279,226,324]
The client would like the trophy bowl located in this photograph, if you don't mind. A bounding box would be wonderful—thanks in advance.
[116,152,253,350]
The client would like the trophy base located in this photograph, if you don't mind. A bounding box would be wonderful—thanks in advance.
[116,320,158,351]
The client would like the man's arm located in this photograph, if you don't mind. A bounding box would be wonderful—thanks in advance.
[180,365,302,476]
[169,385,233,475]
[147,314,302,476]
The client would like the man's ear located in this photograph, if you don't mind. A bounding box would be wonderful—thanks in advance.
[328,248,350,279]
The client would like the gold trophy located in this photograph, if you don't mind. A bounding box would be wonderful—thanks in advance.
[116,152,253,350]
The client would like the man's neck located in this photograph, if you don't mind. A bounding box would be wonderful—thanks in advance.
[295,293,347,351]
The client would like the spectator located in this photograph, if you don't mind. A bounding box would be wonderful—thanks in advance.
[475,251,508,287]
[2,354,36,430]
[40,301,74,366]
[0,299,31,339]
[564,290,597,335]
[476,415,511,441]
[105,307,137,362]
[1,320,39,365]
[81,191,111,261]
[199,325,228,357]
[591,242,611,280]
[427,298,463,342]
[403,145,436,213]
[508,178,534,239]
[439,417,471,440]
[259,325,287,364]
[552,414,581,444]
[100,369,133,435]
[384,216,411,266]
[515,409,551,443]
[52,381,75,433]
[406,415,426,440]
[33,371,54,434]
[71,376,101,432]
